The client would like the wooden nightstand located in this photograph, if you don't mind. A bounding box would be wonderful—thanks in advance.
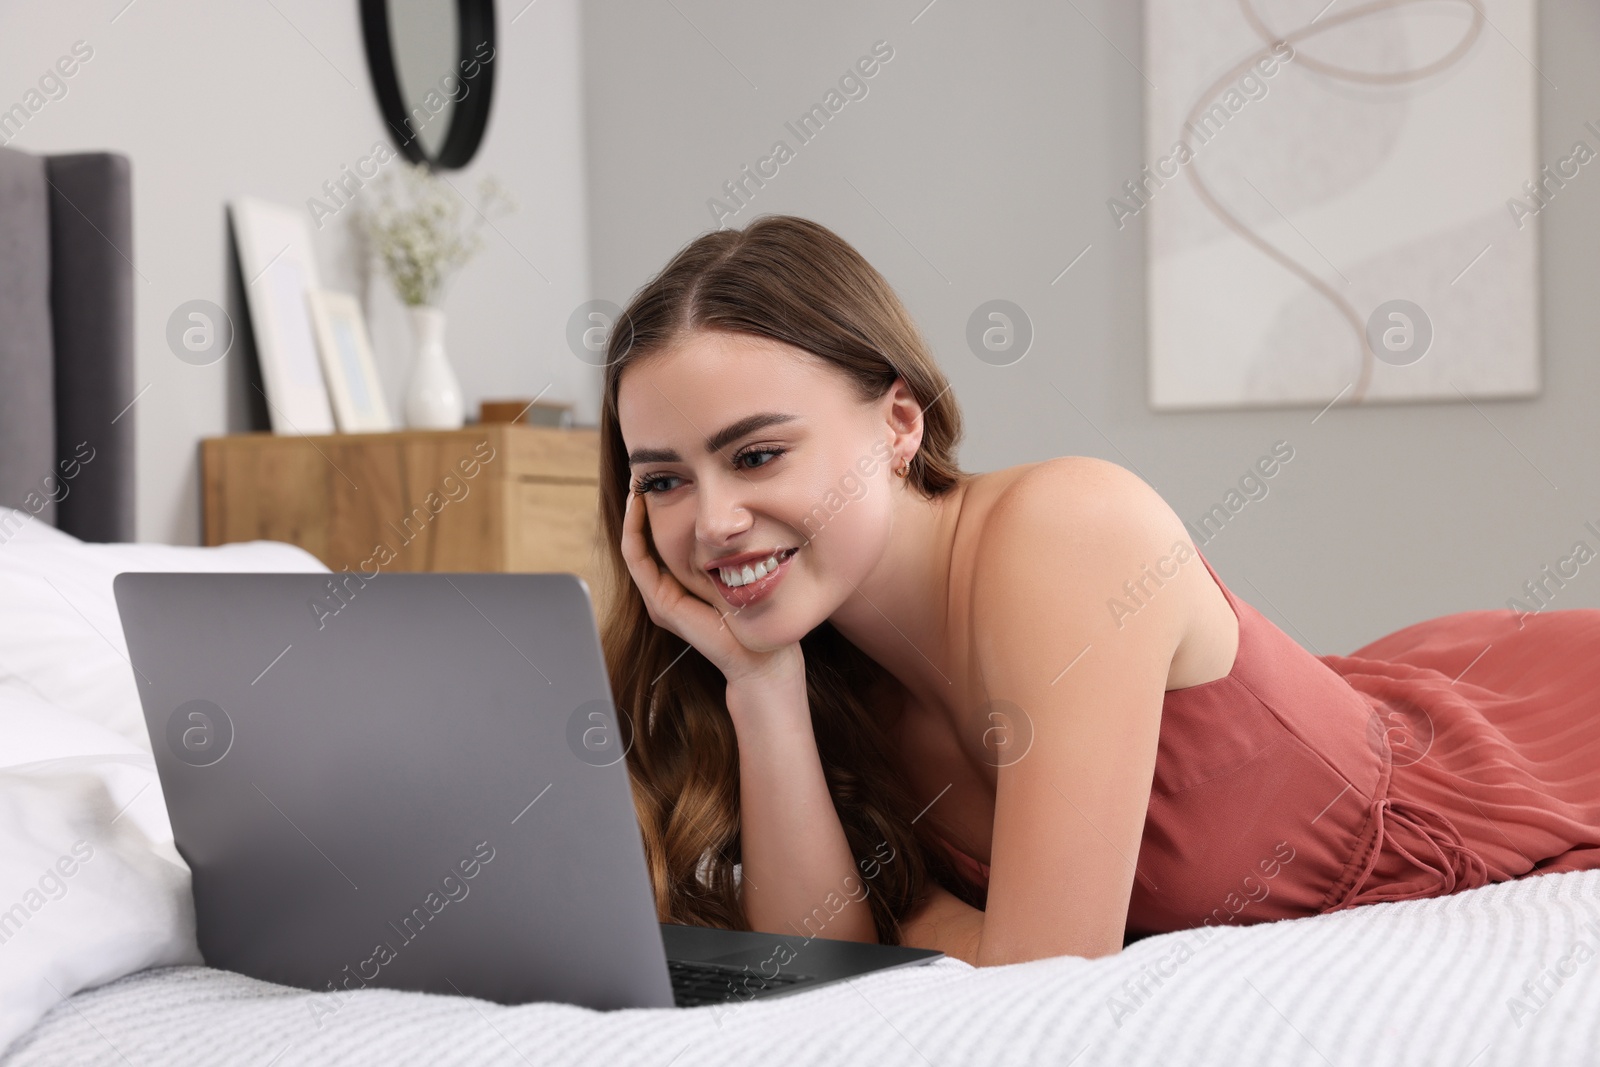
[201,425,616,619]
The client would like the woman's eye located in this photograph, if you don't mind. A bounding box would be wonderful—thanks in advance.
[633,475,678,495]
[736,447,784,470]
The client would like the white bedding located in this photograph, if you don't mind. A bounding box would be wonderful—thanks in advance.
[2,870,1597,1066]
[0,510,327,1056]
[3,510,1598,1066]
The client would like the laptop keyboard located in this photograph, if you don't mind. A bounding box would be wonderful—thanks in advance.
[667,959,815,1007]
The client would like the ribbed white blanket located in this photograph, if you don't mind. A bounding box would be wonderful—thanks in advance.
[6,869,1597,1067]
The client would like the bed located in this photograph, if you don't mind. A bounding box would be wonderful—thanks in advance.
[3,146,1598,1066]
[5,867,1599,1066]
[1,533,1595,1067]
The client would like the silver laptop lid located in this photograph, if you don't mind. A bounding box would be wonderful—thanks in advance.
[113,571,674,1010]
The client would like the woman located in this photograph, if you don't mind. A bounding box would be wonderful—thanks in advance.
[595,214,1600,968]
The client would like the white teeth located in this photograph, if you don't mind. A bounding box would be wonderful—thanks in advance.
[719,549,790,587]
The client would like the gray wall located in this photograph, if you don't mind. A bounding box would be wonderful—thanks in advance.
[581,0,1600,654]
[1,0,595,546]
[6,1,1597,655]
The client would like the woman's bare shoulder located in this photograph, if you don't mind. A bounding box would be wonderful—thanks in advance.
[966,456,1183,539]
[960,457,1234,691]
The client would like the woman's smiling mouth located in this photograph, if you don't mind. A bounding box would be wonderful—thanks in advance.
[708,546,799,608]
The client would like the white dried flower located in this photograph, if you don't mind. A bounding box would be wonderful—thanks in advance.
[354,161,517,307]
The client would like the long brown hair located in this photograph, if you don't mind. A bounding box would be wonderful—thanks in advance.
[595,215,977,943]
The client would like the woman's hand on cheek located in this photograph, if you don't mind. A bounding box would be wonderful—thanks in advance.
[620,491,803,689]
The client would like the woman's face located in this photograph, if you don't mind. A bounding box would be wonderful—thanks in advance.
[616,330,912,652]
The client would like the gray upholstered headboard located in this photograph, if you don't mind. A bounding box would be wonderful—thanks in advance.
[0,145,135,542]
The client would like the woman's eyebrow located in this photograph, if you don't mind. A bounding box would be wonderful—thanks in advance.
[627,412,799,466]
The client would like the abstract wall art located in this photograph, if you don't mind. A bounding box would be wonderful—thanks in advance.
[1140,0,1542,411]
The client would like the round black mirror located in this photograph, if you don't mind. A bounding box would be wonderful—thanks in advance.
[359,0,497,170]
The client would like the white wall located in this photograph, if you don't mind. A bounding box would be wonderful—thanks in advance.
[579,0,1600,653]
[1,0,596,545]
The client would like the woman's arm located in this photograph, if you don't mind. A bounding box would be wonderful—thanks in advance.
[967,458,1190,965]
[617,493,874,943]
[900,879,985,965]
[730,667,879,944]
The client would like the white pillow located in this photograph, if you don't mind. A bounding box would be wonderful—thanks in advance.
[0,754,204,1055]
[0,510,329,1053]
[0,508,328,752]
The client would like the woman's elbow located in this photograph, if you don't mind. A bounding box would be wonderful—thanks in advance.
[975,927,1124,967]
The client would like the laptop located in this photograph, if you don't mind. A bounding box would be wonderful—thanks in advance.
[112,571,941,1011]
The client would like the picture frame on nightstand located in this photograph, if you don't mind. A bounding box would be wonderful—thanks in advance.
[228,196,337,435]
[307,289,394,433]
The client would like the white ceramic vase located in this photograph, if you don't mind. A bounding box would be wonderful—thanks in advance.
[403,305,464,430]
